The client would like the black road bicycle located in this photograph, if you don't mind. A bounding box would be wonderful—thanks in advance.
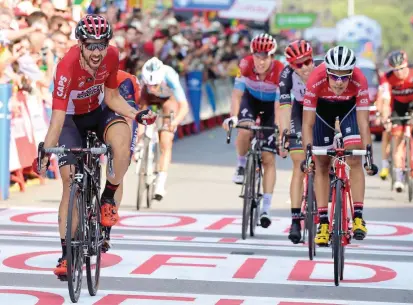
[37,131,114,303]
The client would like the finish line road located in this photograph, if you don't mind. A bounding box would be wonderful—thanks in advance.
[0,128,412,304]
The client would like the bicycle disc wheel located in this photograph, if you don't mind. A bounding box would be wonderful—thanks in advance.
[333,180,343,287]
[137,138,150,210]
[147,139,160,209]
[66,183,84,303]
[86,192,102,296]
[406,137,412,202]
[242,155,254,240]
[306,172,317,260]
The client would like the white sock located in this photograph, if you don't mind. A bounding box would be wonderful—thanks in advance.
[395,168,403,182]
[382,159,389,169]
[262,193,272,213]
[157,171,167,187]
[237,155,247,168]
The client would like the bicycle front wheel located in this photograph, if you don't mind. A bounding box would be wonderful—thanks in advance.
[405,137,412,202]
[147,137,160,208]
[137,137,150,210]
[66,183,85,303]
[306,172,317,260]
[333,180,344,287]
[242,155,255,240]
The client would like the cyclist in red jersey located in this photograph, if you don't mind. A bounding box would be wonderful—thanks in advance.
[32,15,156,277]
[302,46,378,246]
[222,33,285,228]
[380,50,413,192]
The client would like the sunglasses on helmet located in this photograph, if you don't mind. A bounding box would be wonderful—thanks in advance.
[327,70,353,82]
[83,41,109,51]
[292,58,313,69]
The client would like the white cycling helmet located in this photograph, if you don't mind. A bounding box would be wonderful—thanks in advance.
[324,46,356,71]
[141,57,165,85]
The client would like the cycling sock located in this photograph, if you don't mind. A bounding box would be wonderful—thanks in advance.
[395,168,403,182]
[318,207,329,224]
[237,155,247,168]
[262,193,272,213]
[353,202,364,219]
[106,227,111,240]
[381,159,389,169]
[291,208,301,225]
[157,171,167,187]
[61,239,66,257]
[102,180,119,199]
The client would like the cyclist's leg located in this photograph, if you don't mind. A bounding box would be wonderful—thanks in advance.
[379,122,391,179]
[313,114,334,246]
[234,91,257,184]
[288,102,305,243]
[341,106,367,239]
[259,101,278,228]
[155,96,179,199]
[54,115,83,276]
[98,105,130,227]
[391,101,408,191]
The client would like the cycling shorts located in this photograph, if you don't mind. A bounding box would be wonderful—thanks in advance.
[313,99,361,149]
[289,101,303,152]
[57,105,127,168]
[391,100,413,134]
[237,90,277,154]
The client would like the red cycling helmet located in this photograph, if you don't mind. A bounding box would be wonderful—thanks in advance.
[75,14,113,41]
[284,40,313,63]
[250,33,277,56]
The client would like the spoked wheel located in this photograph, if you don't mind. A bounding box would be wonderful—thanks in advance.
[136,138,150,210]
[147,139,160,208]
[66,183,85,303]
[405,137,412,202]
[333,180,344,287]
[306,172,317,260]
[242,155,254,240]
[390,138,394,190]
[250,197,260,237]
[86,192,102,296]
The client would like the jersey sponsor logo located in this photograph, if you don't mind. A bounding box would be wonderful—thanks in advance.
[57,75,68,97]
[357,89,369,97]
[312,78,325,89]
[279,81,285,87]
[321,95,352,100]
[281,68,290,79]
[359,98,369,104]
[303,99,311,105]
[239,58,249,70]
[352,80,361,87]
[280,94,290,99]
[76,85,103,99]
[392,88,413,96]
[306,90,316,97]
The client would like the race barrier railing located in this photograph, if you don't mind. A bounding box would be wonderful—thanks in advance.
[0,74,232,200]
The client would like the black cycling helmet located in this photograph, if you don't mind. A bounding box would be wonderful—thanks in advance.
[75,14,113,42]
[387,50,408,68]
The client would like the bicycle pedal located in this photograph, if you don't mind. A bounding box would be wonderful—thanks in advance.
[57,275,68,282]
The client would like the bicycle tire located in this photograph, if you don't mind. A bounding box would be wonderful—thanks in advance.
[136,137,150,210]
[66,183,84,303]
[306,172,317,260]
[406,137,412,202]
[390,138,394,190]
[242,155,254,240]
[86,191,102,296]
[147,138,160,209]
[333,180,343,287]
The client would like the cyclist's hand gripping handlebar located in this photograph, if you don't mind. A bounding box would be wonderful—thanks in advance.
[364,144,378,176]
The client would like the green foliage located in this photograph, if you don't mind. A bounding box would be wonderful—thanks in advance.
[281,0,413,59]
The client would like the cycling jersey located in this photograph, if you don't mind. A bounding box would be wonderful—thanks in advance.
[279,65,306,107]
[382,67,413,104]
[142,65,187,103]
[117,70,140,105]
[52,45,119,115]
[234,55,284,102]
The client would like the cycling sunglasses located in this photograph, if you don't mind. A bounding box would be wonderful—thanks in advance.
[292,58,313,69]
[327,70,353,82]
[83,41,108,51]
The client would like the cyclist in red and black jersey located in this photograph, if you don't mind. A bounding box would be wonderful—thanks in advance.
[380,50,413,192]
[302,46,378,246]
[32,15,156,277]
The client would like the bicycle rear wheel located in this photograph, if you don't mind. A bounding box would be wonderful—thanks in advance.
[86,191,102,296]
[390,137,394,190]
[250,167,261,237]
[66,183,85,303]
[405,137,412,202]
[333,180,343,287]
[242,155,254,240]
[306,172,317,260]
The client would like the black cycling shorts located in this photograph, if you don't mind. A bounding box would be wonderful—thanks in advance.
[313,98,361,149]
[57,104,127,168]
[237,90,277,154]
[289,101,303,152]
[391,100,413,127]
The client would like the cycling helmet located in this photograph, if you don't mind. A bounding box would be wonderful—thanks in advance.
[284,40,313,63]
[250,33,277,56]
[141,57,165,85]
[324,45,356,71]
[75,14,113,41]
[388,50,408,68]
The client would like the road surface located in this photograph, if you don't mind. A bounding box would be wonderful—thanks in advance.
[0,127,412,305]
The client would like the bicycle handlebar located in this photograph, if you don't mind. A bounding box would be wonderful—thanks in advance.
[226,121,280,146]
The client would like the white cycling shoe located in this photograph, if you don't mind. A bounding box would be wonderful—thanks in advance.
[154,181,166,201]
[394,181,404,193]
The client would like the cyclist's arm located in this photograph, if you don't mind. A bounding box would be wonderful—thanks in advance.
[379,83,392,121]
[165,68,189,124]
[355,76,373,147]
[43,109,66,149]
[278,68,293,132]
[231,74,246,117]
[301,88,318,148]
[105,87,139,120]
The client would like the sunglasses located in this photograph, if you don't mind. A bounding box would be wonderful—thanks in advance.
[83,41,108,51]
[392,65,407,72]
[292,58,313,69]
[327,70,353,82]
